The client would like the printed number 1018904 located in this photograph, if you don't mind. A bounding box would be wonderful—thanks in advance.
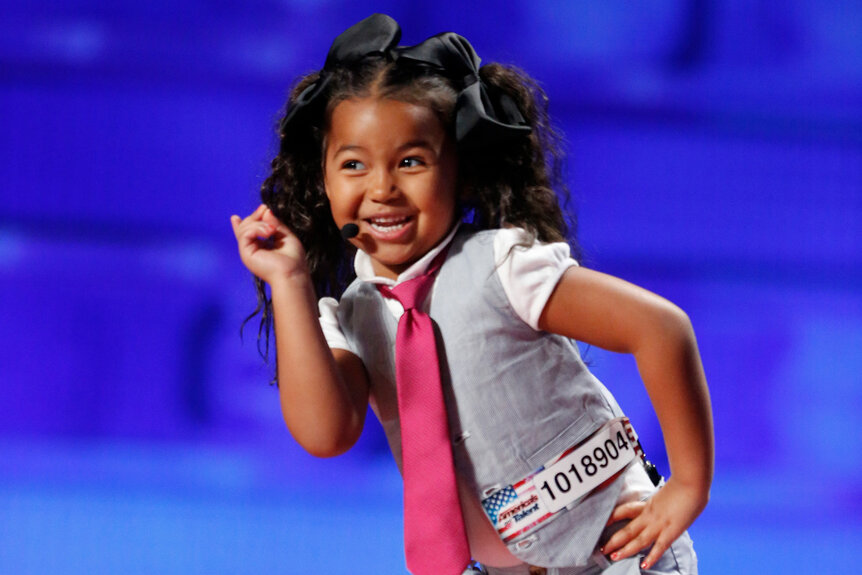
[532,420,637,514]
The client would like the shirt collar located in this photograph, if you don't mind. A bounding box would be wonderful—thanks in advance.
[353,223,460,287]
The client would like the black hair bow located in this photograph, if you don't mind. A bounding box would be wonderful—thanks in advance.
[281,13,530,148]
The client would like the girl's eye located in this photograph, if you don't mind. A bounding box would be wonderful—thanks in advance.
[400,157,424,168]
[342,160,366,170]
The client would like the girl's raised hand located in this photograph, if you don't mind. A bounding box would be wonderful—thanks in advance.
[230,204,308,285]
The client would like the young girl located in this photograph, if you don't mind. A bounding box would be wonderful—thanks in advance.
[231,14,712,575]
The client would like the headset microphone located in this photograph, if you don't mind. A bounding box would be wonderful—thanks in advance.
[340,223,360,240]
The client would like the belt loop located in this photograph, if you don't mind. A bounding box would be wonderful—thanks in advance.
[591,548,612,569]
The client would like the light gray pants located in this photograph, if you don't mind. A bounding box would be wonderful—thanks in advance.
[470,530,697,575]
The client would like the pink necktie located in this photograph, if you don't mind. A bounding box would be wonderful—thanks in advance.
[378,251,470,575]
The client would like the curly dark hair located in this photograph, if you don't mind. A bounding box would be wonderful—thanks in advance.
[247,57,579,360]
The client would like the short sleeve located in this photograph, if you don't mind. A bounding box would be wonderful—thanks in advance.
[318,297,353,351]
[493,228,578,330]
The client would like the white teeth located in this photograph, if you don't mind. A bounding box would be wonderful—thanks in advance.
[368,217,409,232]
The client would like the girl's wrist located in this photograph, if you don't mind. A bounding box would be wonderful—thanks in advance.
[664,473,712,506]
[268,266,313,291]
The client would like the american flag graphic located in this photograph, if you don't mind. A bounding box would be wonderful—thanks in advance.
[482,485,518,525]
[482,478,552,542]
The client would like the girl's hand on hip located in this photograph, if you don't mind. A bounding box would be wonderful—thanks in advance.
[600,475,708,570]
[230,204,308,285]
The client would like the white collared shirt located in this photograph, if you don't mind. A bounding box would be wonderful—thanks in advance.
[319,225,578,349]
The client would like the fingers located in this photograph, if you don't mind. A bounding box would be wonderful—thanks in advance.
[640,534,673,571]
[231,205,277,243]
[599,476,703,570]
[231,204,268,227]
[601,504,683,570]
[233,218,275,246]
[601,501,657,563]
[602,514,649,560]
[606,501,644,526]
[606,522,667,569]
[600,501,646,560]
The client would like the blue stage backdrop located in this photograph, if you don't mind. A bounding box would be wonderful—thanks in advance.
[1,1,860,573]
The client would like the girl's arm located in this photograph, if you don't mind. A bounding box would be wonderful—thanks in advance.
[231,205,370,457]
[538,266,714,570]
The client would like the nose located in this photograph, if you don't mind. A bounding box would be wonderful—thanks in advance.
[368,167,398,202]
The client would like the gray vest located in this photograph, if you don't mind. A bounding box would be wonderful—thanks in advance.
[338,229,629,567]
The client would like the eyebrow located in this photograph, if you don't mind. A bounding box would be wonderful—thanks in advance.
[330,140,436,158]
[331,144,364,157]
[397,139,435,152]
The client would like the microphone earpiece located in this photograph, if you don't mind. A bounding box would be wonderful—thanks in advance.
[340,223,359,240]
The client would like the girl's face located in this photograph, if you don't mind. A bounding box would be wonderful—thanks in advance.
[323,96,458,279]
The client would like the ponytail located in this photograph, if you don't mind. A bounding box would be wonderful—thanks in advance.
[461,63,577,258]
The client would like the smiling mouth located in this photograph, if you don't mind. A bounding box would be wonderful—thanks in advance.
[366,215,412,233]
